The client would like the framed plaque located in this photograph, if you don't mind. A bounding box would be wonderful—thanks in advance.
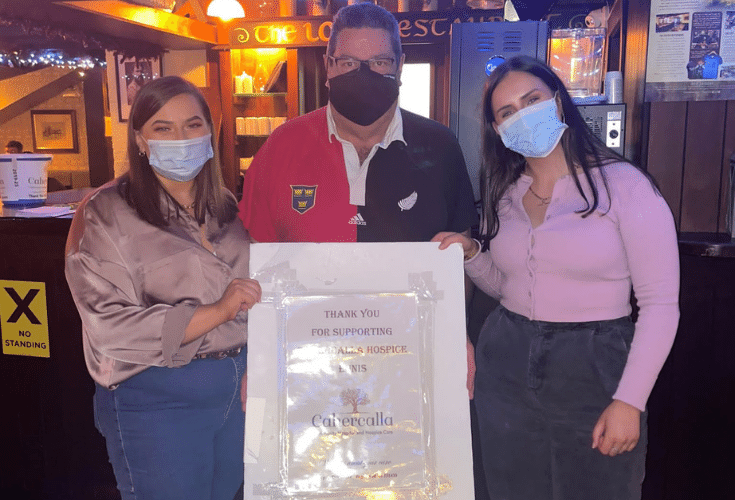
[246,242,475,500]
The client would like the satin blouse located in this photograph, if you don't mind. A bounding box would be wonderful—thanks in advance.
[65,182,250,389]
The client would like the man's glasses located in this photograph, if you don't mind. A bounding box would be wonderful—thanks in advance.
[328,56,396,75]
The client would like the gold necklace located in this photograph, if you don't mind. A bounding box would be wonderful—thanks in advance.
[527,185,551,206]
[181,202,195,210]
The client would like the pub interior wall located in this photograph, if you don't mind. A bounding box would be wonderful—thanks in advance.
[0,69,90,188]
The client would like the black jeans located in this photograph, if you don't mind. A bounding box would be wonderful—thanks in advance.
[474,306,646,500]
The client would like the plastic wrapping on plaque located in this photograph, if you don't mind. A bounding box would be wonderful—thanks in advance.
[246,243,475,500]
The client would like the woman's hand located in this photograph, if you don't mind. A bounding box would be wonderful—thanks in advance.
[183,278,261,344]
[431,232,479,260]
[591,399,641,456]
[215,278,262,322]
[434,232,478,398]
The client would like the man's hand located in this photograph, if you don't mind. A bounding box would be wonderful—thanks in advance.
[466,337,476,400]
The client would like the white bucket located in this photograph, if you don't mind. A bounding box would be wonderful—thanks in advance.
[0,153,53,207]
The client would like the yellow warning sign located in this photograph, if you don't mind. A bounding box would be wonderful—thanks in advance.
[0,280,50,358]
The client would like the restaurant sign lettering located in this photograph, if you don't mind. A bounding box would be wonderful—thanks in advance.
[229,8,504,48]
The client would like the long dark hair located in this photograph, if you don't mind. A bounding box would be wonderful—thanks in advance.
[118,75,236,227]
[479,56,654,250]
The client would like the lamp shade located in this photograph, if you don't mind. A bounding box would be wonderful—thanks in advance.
[207,0,245,21]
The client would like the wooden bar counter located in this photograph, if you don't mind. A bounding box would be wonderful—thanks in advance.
[0,190,117,499]
[643,233,735,500]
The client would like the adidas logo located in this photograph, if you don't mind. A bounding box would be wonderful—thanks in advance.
[348,214,366,225]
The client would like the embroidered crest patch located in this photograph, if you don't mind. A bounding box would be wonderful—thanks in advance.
[291,185,317,214]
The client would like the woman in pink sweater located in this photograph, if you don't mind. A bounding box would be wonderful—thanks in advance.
[434,56,679,499]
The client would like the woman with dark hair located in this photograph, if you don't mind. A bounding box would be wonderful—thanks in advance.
[65,76,260,500]
[434,56,680,499]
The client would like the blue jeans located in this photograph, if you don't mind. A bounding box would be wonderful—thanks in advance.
[474,307,646,500]
[94,348,246,500]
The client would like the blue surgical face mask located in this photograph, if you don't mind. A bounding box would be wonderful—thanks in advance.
[496,97,568,158]
[145,133,214,182]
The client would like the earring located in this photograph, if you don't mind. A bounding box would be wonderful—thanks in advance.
[138,150,146,157]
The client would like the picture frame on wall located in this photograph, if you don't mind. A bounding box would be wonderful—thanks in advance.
[116,54,161,121]
[31,110,79,153]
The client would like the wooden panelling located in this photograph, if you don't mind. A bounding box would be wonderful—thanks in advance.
[646,101,687,224]
[628,0,734,235]
[719,102,735,233]
[645,100,734,234]
[84,67,113,187]
[623,0,649,166]
[680,101,727,232]
[218,49,237,194]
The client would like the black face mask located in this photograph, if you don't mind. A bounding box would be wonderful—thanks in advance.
[328,63,400,126]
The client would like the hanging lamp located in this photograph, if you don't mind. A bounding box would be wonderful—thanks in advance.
[207,0,245,21]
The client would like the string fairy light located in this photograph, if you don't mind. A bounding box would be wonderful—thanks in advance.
[0,13,162,69]
[0,49,104,70]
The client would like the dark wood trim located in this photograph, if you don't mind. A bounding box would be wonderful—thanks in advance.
[218,49,237,194]
[623,0,649,165]
[719,102,735,233]
[287,48,300,119]
[84,67,113,187]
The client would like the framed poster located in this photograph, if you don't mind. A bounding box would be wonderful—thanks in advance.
[646,0,735,101]
[30,110,78,153]
[116,54,161,121]
[245,242,475,500]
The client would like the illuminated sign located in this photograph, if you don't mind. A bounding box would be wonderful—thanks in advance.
[229,8,504,48]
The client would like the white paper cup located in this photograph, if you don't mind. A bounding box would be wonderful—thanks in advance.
[605,71,623,104]
[257,117,271,135]
[245,117,258,135]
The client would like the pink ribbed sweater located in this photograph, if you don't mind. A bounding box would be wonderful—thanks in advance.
[465,163,680,411]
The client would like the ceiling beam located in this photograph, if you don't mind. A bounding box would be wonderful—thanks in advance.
[0,70,82,125]
[56,1,220,45]
[187,0,209,23]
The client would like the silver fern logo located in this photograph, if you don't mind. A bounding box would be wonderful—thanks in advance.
[398,191,417,211]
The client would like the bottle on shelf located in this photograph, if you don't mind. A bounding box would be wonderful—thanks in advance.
[252,61,269,94]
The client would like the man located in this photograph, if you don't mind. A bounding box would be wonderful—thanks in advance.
[238,2,477,244]
[237,7,479,494]
[5,140,23,153]
[238,0,476,394]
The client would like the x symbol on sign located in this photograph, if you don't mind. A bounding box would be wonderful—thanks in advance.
[4,287,41,324]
